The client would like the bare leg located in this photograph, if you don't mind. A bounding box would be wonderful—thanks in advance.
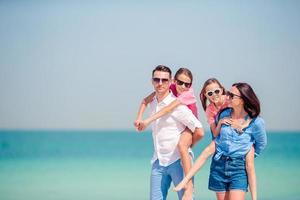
[173,140,215,192]
[246,146,256,200]
[177,128,193,200]
[216,191,229,200]
[228,190,246,200]
[191,127,204,148]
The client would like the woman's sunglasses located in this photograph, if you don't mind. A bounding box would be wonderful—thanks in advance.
[176,79,192,88]
[206,88,221,97]
[226,91,241,99]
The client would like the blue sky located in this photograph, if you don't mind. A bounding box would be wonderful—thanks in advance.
[0,1,299,131]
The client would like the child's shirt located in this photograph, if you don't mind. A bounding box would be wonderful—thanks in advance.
[205,96,230,125]
[170,83,198,118]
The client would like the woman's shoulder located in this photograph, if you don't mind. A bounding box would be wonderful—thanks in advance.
[215,108,232,123]
[249,116,265,131]
[250,116,265,129]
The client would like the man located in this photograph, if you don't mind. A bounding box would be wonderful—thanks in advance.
[137,65,204,200]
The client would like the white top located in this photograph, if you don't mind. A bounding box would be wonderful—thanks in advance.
[149,92,203,167]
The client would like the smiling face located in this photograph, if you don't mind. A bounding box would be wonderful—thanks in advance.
[175,73,192,95]
[228,86,243,108]
[205,82,224,105]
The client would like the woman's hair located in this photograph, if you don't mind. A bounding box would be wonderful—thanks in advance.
[233,82,260,118]
[174,67,193,84]
[200,78,226,111]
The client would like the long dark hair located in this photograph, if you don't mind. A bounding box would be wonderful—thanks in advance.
[199,78,226,111]
[233,82,260,118]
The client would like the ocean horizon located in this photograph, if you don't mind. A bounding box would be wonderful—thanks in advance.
[0,130,299,200]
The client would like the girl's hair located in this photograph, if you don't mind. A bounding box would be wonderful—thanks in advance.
[200,78,226,111]
[233,82,260,118]
[174,68,193,84]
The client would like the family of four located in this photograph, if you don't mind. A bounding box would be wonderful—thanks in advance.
[134,65,267,200]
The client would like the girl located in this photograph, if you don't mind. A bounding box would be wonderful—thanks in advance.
[174,79,258,200]
[134,68,204,200]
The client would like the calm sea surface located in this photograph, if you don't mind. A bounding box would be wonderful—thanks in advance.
[0,130,299,200]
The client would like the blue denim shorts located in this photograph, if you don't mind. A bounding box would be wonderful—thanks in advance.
[208,155,248,192]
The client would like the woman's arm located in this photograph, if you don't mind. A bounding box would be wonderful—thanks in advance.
[246,146,257,200]
[252,118,267,157]
[173,141,216,192]
[245,118,266,199]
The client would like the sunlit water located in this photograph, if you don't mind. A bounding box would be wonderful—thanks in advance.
[0,130,299,200]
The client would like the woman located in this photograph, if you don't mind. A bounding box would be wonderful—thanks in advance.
[174,82,267,200]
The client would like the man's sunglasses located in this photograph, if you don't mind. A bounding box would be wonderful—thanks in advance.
[226,91,241,99]
[176,79,192,88]
[206,88,221,97]
[152,77,170,84]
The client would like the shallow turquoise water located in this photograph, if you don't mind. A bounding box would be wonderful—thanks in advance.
[0,130,299,200]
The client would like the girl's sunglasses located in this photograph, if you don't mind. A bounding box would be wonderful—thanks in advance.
[176,79,191,88]
[206,88,221,97]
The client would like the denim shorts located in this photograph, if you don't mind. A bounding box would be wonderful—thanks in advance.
[208,155,248,192]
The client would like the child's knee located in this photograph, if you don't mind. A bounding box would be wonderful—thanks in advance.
[194,128,205,138]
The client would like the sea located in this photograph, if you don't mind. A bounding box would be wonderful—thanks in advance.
[0,130,299,200]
